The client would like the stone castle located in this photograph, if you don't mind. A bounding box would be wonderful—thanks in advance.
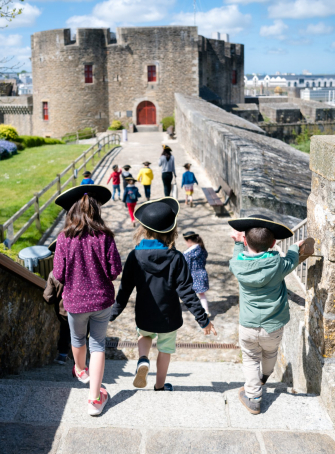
[0,26,244,138]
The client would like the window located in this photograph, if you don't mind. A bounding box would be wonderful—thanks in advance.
[288,82,291,87]
[85,65,93,83]
[312,82,315,87]
[306,82,309,87]
[299,78,304,84]
[294,82,297,87]
[43,102,49,121]
[324,81,327,87]
[148,65,156,82]
[232,69,237,85]
[330,81,333,87]
[318,81,321,87]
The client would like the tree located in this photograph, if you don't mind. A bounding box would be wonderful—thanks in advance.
[0,0,24,24]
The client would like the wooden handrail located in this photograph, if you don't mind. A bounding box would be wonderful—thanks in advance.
[0,252,46,289]
[1,134,120,246]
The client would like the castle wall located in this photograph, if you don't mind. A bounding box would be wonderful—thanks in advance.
[31,29,110,138]
[199,37,244,105]
[106,27,199,126]
[0,96,33,136]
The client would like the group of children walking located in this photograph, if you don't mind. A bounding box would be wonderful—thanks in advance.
[43,144,307,417]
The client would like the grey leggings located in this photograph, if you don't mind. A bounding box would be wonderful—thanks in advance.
[68,307,111,353]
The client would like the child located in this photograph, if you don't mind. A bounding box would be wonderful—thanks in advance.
[183,231,210,316]
[107,164,122,201]
[121,165,132,192]
[81,171,94,185]
[43,239,71,365]
[53,185,122,416]
[181,163,198,207]
[110,197,217,391]
[228,214,303,415]
[137,161,154,201]
[123,177,141,227]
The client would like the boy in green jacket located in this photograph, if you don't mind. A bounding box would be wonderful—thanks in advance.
[228,215,303,415]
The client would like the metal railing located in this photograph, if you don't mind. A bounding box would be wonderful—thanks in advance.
[0,133,121,247]
[275,218,307,294]
[62,127,98,144]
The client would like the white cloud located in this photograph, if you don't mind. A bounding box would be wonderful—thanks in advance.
[0,34,23,47]
[288,38,311,45]
[67,0,173,29]
[265,47,288,55]
[269,0,335,19]
[172,5,251,37]
[0,3,41,28]
[0,46,31,72]
[225,0,268,3]
[300,22,334,35]
[260,20,288,40]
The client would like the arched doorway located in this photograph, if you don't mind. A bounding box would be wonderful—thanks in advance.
[137,101,156,125]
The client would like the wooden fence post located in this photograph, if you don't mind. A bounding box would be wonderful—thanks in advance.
[57,174,61,195]
[92,150,95,168]
[72,161,76,187]
[84,153,87,172]
[98,143,101,159]
[34,194,41,232]
[0,224,4,243]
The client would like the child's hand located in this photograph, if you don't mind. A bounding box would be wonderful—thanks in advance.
[231,229,244,243]
[203,321,217,336]
[295,240,305,248]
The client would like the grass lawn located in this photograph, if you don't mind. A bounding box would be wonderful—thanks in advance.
[291,140,310,154]
[0,143,94,254]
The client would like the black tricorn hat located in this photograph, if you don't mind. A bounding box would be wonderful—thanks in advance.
[55,185,111,211]
[135,197,180,233]
[123,165,131,169]
[228,215,293,240]
[82,170,91,177]
[183,231,197,238]
[48,239,57,253]
[143,161,151,166]
[125,176,136,182]
[162,145,172,152]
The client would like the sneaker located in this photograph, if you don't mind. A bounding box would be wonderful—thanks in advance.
[238,387,261,415]
[261,374,270,385]
[54,353,68,365]
[133,356,150,388]
[154,383,173,391]
[88,388,108,416]
[72,365,90,384]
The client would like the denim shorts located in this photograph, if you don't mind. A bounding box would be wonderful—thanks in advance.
[136,328,177,354]
[68,307,111,353]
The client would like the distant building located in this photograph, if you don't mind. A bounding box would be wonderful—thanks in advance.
[244,74,335,89]
[301,88,335,104]
[18,84,33,95]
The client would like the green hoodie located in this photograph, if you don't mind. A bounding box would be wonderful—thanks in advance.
[229,242,299,333]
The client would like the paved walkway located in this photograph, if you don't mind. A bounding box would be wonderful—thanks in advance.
[98,131,240,362]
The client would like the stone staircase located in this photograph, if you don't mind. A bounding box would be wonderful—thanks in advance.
[1,360,335,453]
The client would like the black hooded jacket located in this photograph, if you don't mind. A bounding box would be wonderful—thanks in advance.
[110,240,209,333]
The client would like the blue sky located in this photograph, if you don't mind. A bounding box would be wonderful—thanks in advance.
[1,0,335,74]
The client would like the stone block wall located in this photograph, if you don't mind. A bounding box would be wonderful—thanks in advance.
[0,96,33,136]
[107,27,199,127]
[31,28,110,138]
[259,103,301,123]
[0,264,58,376]
[198,37,244,105]
[175,93,311,221]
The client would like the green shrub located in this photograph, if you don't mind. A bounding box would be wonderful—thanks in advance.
[161,116,175,131]
[0,124,19,141]
[108,120,123,130]
[11,140,25,151]
[18,135,64,148]
[0,244,18,261]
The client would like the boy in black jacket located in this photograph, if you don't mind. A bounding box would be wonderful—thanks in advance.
[110,197,216,391]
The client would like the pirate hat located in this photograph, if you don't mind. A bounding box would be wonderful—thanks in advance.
[183,231,197,238]
[48,239,57,253]
[143,161,151,166]
[162,145,172,152]
[82,170,92,177]
[228,215,293,240]
[55,185,111,211]
[123,165,131,169]
[135,197,180,233]
[125,176,136,182]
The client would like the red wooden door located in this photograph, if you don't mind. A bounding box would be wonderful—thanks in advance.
[137,101,156,125]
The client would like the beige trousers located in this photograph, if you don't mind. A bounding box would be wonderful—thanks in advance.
[239,325,284,398]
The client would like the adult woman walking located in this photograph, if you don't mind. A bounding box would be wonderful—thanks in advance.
[159,145,176,196]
